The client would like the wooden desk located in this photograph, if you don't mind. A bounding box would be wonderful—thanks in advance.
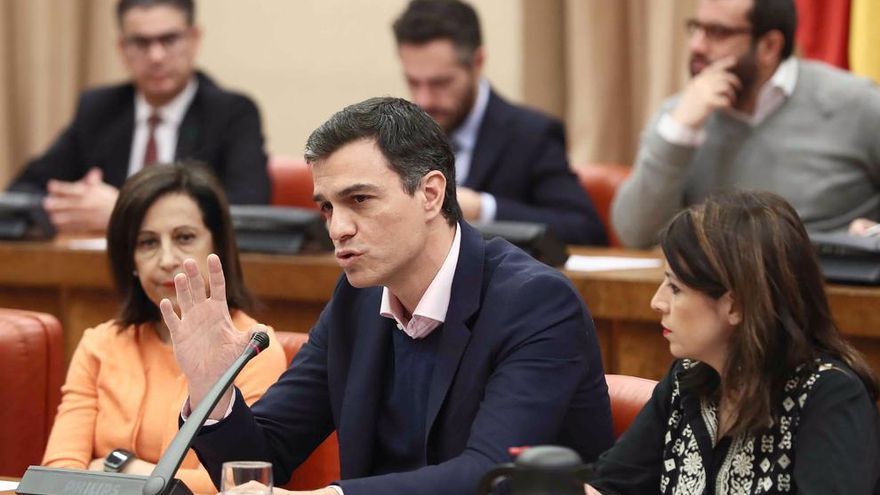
[1,241,878,380]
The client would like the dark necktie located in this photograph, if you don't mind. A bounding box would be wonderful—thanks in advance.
[143,112,161,167]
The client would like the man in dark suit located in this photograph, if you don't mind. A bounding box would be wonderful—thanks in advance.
[392,0,605,245]
[7,0,269,234]
[164,97,614,494]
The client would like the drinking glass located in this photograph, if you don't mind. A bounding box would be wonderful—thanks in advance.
[220,460,273,494]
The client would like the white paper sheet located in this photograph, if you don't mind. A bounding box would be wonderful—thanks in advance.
[564,255,661,272]
[0,480,19,491]
[64,237,107,251]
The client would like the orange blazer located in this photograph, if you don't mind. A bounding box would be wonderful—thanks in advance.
[42,311,288,494]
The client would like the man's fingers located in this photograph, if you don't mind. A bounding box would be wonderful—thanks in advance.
[708,55,737,71]
[43,195,81,213]
[207,253,227,303]
[46,179,87,198]
[175,272,195,313]
[84,167,103,184]
[159,298,181,335]
[184,259,208,304]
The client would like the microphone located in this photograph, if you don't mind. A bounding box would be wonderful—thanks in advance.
[17,331,271,495]
[143,330,271,495]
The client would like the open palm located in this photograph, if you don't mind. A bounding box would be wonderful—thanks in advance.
[160,254,257,407]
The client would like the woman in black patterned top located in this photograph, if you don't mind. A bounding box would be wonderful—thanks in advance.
[587,190,880,495]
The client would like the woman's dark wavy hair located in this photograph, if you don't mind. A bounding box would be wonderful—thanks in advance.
[107,163,253,326]
[659,189,878,436]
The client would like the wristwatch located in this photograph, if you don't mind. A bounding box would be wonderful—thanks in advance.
[103,448,135,473]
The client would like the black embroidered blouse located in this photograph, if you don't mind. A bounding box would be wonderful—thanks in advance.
[591,358,879,494]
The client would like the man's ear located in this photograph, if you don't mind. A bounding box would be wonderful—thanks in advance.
[420,170,447,219]
[757,30,784,65]
[471,46,485,75]
[720,291,743,327]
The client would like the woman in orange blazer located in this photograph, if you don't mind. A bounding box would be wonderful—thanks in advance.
[41,164,287,494]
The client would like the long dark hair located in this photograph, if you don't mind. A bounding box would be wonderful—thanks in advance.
[107,163,253,326]
[659,190,878,436]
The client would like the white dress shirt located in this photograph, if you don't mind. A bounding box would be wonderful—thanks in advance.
[127,78,198,176]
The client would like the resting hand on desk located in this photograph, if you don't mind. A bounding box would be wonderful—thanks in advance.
[43,168,118,234]
[159,255,256,419]
[456,186,482,221]
[848,218,879,236]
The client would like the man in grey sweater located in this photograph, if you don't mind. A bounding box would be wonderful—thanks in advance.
[612,0,880,249]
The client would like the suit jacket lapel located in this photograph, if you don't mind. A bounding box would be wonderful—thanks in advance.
[465,90,512,189]
[175,72,215,159]
[425,223,484,440]
[175,96,201,159]
[98,96,135,187]
[337,298,393,477]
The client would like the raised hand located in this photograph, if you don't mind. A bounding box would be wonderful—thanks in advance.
[670,56,741,129]
[160,254,257,416]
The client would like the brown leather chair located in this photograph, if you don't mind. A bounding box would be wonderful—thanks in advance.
[572,164,631,247]
[0,309,64,477]
[274,331,341,490]
[268,156,319,210]
[605,374,657,439]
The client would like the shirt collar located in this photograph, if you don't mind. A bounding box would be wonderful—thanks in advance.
[770,56,798,97]
[727,57,798,123]
[135,77,198,125]
[450,78,491,152]
[380,223,461,339]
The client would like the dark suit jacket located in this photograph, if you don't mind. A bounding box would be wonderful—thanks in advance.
[466,90,606,245]
[191,223,614,494]
[8,71,270,204]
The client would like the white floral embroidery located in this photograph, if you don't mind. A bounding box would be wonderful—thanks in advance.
[657,359,832,494]
[682,451,702,475]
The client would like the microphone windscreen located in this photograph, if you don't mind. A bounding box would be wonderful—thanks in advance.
[250,331,271,352]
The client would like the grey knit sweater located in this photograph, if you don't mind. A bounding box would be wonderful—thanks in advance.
[612,60,880,248]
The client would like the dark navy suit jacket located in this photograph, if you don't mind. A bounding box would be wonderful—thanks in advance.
[190,223,614,494]
[8,71,270,205]
[467,90,606,245]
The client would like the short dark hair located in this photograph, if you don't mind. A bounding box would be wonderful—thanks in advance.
[116,0,195,26]
[304,96,462,226]
[748,0,797,60]
[393,0,482,65]
[107,163,253,326]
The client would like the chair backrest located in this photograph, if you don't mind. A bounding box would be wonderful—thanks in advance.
[572,164,631,247]
[605,374,657,439]
[0,309,64,476]
[269,156,319,210]
[274,331,341,490]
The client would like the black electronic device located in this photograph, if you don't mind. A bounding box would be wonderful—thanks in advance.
[473,221,569,267]
[104,448,136,473]
[16,331,271,495]
[0,192,55,240]
[230,205,332,254]
[809,231,880,285]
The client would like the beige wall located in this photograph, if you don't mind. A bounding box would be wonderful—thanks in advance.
[197,0,525,158]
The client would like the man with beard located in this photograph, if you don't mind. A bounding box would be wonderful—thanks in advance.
[392,0,606,245]
[7,0,270,234]
[611,0,880,248]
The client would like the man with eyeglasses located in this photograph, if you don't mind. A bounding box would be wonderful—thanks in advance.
[611,0,880,248]
[7,0,270,234]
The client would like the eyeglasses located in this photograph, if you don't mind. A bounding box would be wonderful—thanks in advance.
[123,30,189,56]
[685,18,752,42]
